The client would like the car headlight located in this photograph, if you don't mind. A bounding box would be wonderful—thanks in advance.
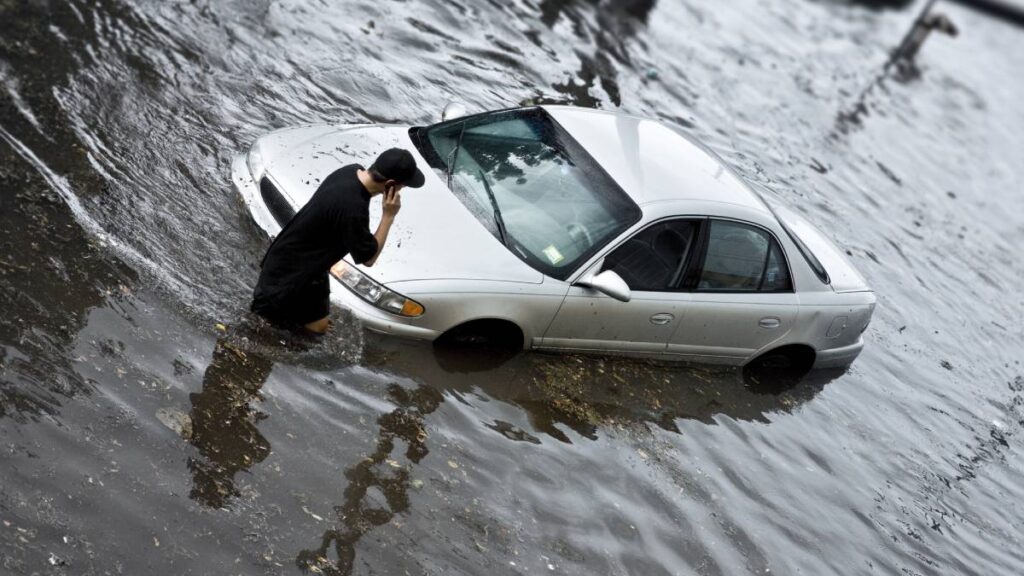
[247,140,267,180]
[330,261,425,317]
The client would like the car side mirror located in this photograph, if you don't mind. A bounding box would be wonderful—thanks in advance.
[576,270,631,302]
[441,102,467,122]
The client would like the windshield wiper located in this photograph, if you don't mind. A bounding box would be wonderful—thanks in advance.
[446,123,466,190]
[477,168,508,246]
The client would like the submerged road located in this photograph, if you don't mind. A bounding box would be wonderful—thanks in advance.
[1,0,1023,574]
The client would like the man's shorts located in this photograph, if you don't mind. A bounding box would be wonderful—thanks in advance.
[252,275,330,328]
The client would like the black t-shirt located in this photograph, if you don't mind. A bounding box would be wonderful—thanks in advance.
[251,164,378,309]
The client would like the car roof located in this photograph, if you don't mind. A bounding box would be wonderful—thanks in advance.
[542,105,771,215]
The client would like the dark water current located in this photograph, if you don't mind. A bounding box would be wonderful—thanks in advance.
[1,0,1023,574]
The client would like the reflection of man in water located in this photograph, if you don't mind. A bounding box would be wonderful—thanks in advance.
[296,384,442,575]
[188,339,273,509]
[251,149,424,334]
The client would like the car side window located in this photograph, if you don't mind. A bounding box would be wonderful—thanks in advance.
[697,220,791,292]
[602,220,698,291]
[760,241,791,291]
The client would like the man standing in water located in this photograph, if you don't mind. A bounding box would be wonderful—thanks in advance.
[251,148,425,334]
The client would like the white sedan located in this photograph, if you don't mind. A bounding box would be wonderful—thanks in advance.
[233,105,875,373]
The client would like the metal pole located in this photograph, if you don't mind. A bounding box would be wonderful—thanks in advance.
[886,0,940,71]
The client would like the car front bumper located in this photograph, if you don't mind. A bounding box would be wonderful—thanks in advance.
[329,279,440,341]
[813,336,864,369]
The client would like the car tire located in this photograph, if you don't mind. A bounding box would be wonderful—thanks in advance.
[433,320,523,372]
[743,345,815,392]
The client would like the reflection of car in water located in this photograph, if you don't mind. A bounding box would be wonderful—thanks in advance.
[234,105,875,373]
[363,336,848,437]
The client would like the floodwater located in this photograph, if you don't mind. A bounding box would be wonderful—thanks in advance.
[1,0,1022,574]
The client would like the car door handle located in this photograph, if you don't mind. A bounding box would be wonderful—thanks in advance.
[650,313,674,325]
[759,317,781,329]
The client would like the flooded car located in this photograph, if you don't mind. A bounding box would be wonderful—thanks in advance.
[233,105,875,371]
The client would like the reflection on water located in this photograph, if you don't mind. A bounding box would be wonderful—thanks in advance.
[283,340,842,573]
[296,383,442,575]
[177,330,834,573]
[188,339,273,509]
[367,338,841,440]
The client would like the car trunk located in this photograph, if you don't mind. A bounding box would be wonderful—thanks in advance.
[772,204,872,294]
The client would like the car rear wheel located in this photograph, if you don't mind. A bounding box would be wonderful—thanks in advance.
[743,345,816,392]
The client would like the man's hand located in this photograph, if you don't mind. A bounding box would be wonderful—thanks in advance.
[330,260,347,277]
[364,187,401,267]
[382,187,402,219]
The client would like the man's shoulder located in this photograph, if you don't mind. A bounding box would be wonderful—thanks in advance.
[334,163,364,176]
[314,164,364,196]
[313,164,369,212]
[319,164,362,187]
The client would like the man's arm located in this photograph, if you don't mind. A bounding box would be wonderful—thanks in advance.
[363,187,402,267]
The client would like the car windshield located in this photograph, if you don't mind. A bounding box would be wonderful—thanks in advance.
[412,107,641,280]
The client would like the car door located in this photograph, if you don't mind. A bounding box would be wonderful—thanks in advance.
[666,218,799,363]
[540,219,699,355]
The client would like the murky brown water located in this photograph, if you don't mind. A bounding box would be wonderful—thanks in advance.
[2,0,1023,574]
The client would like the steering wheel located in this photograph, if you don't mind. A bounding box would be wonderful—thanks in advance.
[566,222,594,248]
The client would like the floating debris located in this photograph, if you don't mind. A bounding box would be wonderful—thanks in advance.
[155,407,193,439]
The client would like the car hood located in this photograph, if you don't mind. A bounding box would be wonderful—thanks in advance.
[259,124,543,285]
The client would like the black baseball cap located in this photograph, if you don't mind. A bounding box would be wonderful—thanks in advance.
[369,148,425,188]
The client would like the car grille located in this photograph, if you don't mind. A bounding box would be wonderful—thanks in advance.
[259,177,296,226]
